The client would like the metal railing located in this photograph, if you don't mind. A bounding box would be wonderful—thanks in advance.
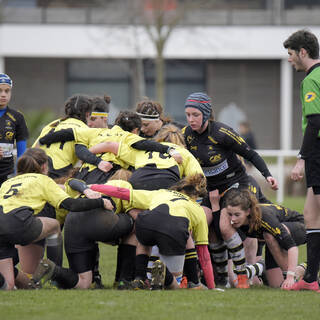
[256,149,299,203]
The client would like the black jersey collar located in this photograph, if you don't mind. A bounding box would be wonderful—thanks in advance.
[307,63,320,76]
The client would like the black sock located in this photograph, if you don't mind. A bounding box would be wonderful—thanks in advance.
[135,254,149,280]
[92,243,101,280]
[47,242,63,267]
[183,248,199,284]
[51,266,79,289]
[0,272,7,290]
[303,230,320,283]
[119,244,136,281]
[164,267,174,287]
[114,245,122,282]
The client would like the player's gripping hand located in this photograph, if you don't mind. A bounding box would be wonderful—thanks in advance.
[98,161,113,173]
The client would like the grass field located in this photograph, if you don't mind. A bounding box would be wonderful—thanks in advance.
[1,196,318,320]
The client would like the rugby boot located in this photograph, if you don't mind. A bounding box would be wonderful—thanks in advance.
[31,259,56,286]
[151,260,166,290]
[236,273,250,289]
[290,279,320,292]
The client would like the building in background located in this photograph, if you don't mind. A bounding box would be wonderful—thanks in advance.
[0,0,319,149]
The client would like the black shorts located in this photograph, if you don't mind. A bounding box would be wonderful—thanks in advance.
[64,208,133,254]
[265,221,306,270]
[129,166,180,190]
[0,207,43,259]
[74,164,121,184]
[135,204,189,256]
[202,173,250,209]
[305,154,320,190]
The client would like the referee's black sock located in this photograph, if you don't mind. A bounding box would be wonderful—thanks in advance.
[303,230,320,283]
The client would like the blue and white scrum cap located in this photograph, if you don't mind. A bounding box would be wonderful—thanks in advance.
[0,73,13,87]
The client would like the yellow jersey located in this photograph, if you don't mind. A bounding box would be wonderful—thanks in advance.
[32,118,87,170]
[0,173,69,215]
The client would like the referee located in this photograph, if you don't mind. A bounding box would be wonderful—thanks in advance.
[284,29,320,291]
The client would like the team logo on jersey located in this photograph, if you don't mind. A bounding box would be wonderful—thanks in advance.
[305,92,316,102]
[186,135,194,144]
[6,131,14,140]
[209,154,222,164]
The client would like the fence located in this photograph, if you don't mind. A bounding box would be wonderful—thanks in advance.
[255,149,300,203]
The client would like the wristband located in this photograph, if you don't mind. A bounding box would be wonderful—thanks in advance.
[168,147,179,157]
[286,271,295,277]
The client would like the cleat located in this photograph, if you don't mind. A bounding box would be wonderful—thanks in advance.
[290,279,320,291]
[92,274,105,289]
[131,279,150,290]
[236,273,250,289]
[151,260,166,290]
[179,276,188,289]
[32,259,56,286]
[117,280,132,290]
[187,281,208,290]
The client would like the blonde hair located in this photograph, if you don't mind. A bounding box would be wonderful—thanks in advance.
[223,188,261,232]
[108,169,132,182]
[154,124,186,148]
[170,173,207,200]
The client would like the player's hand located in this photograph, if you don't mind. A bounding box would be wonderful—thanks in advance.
[171,152,183,164]
[0,147,3,160]
[83,189,101,199]
[102,198,114,211]
[209,189,220,211]
[266,176,278,190]
[98,161,113,173]
[281,276,295,290]
[290,159,305,181]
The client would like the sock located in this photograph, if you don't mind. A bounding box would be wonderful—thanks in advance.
[119,244,136,281]
[46,233,63,267]
[0,273,7,290]
[92,243,101,281]
[51,266,79,289]
[164,267,174,287]
[175,274,182,285]
[183,248,199,284]
[209,241,228,282]
[225,233,246,273]
[246,261,264,280]
[114,245,122,282]
[303,230,320,283]
[135,254,149,280]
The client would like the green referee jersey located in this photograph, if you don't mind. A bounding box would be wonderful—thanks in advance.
[301,66,320,135]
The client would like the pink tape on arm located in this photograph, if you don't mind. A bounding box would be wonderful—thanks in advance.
[90,184,130,201]
[196,244,215,289]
